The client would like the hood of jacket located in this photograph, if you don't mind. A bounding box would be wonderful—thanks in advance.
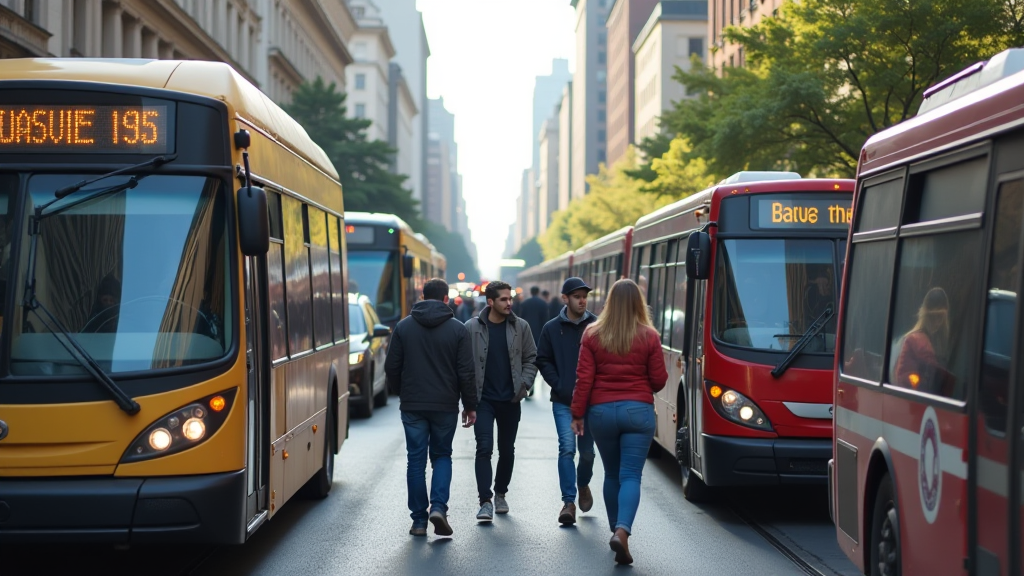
[411,299,454,328]
[558,307,597,326]
[474,305,519,325]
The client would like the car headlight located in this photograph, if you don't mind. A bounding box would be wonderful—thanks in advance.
[349,352,365,365]
[706,382,772,431]
[121,389,237,463]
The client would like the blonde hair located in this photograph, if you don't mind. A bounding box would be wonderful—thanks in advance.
[587,279,653,356]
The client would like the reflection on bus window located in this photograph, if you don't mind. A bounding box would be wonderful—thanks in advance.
[713,239,840,353]
[347,250,400,321]
[11,174,230,374]
[0,175,16,337]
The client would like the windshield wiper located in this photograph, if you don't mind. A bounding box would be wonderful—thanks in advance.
[20,156,177,415]
[770,306,835,379]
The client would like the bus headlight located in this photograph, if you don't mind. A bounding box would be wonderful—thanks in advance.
[121,389,237,463]
[706,382,773,431]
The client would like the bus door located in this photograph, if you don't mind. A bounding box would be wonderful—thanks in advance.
[973,176,1024,575]
[244,257,270,531]
[684,276,708,471]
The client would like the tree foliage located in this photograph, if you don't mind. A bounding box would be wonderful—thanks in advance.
[644,137,716,198]
[662,0,1017,177]
[539,148,677,259]
[284,77,421,224]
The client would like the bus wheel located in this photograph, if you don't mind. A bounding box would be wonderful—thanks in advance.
[301,402,335,499]
[677,420,709,502]
[869,473,900,576]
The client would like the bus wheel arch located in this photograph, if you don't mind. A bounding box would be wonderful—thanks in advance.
[864,439,899,572]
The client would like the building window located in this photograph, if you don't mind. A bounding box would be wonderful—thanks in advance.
[598,91,606,104]
[689,38,704,60]
[355,104,366,118]
[598,149,606,163]
[597,70,606,83]
[597,110,606,122]
[598,31,606,46]
[355,73,366,90]
[598,129,606,142]
[597,51,606,65]
[24,0,37,23]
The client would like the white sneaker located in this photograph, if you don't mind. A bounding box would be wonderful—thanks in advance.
[476,501,494,521]
[494,493,509,514]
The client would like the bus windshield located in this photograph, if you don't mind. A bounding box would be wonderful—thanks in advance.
[9,174,231,375]
[347,250,400,321]
[713,238,840,354]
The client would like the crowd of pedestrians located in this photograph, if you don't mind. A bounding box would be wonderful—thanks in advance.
[385,276,664,565]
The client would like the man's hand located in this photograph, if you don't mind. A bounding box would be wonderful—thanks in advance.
[571,417,585,437]
[462,410,477,428]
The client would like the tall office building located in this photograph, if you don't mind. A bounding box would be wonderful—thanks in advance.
[427,97,458,231]
[345,0,395,143]
[709,0,783,71]
[557,82,573,212]
[532,59,572,178]
[373,0,430,205]
[634,2,707,144]
[605,0,659,166]
[570,0,612,199]
[537,116,560,236]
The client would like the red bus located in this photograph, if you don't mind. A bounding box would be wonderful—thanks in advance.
[571,226,633,315]
[832,48,1024,575]
[635,173,854,500]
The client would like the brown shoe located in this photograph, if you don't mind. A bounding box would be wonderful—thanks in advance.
[558,502,577,525]
[609,528,633,565]
[578,485,594,513]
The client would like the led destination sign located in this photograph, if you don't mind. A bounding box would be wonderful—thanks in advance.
[751,196,852,230]
[0,105,170,153]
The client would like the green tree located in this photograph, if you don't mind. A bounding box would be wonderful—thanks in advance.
[284,77,421,224]
[663,0,1012,177]
[513,237,545,269]
[644,137,716,198]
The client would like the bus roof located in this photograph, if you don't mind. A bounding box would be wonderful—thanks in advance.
[345,211,415,233]
[862,48,1024,175]
[575,226,633,261]
[0,58,337,180]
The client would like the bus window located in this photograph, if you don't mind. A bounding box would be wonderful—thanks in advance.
[283,196,313,355]
[268,192,287,361]
[855,176,903,232]
[308,207,332,348]
[327,215,345,343]
[348,251,399,322]
[980,179,1022,431]
[714,239,840,353]
[0,174,15,336]
[888,231,982,399]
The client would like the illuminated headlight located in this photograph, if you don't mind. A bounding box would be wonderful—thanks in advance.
[706,382,772,431]
[349,352,365,365]
[121,389,236,463]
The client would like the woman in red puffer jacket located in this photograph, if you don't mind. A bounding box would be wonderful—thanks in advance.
[571,278,667,565]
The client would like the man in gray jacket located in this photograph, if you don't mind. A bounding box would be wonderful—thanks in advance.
[464,280,537,521]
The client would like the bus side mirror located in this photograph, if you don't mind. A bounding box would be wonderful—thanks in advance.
[685,231,711,280]
[237,186,269,256]
[402,253,414,278]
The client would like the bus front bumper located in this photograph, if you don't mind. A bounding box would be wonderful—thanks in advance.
[0,469,246,544]
[699,433,830,486]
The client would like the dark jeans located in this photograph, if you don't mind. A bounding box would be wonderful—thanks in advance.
[401,410,459,526]
[474,399,522,502]
[588,400,656,534]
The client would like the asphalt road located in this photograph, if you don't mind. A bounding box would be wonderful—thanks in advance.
[4,385,861,576]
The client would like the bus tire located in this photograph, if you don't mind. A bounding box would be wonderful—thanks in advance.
[301,398,336,499]
[677,407,710,502]
[869,473,900,576]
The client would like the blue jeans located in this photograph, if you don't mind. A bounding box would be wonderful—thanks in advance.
[552,402,595,503]
[588,401,656,534]
[401,410,458,526]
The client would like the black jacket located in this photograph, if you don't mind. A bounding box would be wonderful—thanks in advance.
[385,300,477,412]
[535,306,597,405]
[520,295,549,343]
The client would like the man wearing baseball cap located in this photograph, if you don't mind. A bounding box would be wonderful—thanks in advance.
[535,277,598,525]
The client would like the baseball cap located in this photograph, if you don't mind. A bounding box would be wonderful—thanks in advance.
[561,277,591,295]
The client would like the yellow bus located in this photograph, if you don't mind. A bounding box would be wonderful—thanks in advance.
[0,59,349,544]
[344,212,444,328]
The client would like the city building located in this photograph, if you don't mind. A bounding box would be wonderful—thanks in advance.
[557,82,573,212]
[604,0,658,166]
[709,0,783,71]
[532,59,571,182]
[345,0,395,143]
[536,116,559,236]
[388,62,418,180]
[633,1,707,144]
[426,97,458,231]
[373,0,429,206]
[570,0,611,199]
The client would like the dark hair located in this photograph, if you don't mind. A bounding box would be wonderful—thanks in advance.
[530,286,540,296]
[423,278,448,301]
[486,281,512,302]
[541,290,550,298]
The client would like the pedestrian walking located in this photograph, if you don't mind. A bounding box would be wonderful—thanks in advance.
[548,290,563,320]
[535,277,598,526]
[571,278,667,565]
[385,278,478,538]
[465,280,537,521]
[520,286,549,344]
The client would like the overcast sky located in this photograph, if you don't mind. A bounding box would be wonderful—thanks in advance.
[418,0,576,279]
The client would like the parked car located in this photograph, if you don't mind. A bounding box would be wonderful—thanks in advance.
[349,294,391,418]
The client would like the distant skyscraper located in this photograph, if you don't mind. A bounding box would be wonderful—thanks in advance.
[605,0,660,166]
[427,97,459,232]
[709,0,782,71]
[373,0,430,207]
[558,82,573,212]
[571,0,612,199]
[532,59,572,177]
[537,116,560,236]
[346,0,396,143]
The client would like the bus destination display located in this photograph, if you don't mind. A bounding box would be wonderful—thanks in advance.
[0,105,170,153]
[751,196,852,230]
